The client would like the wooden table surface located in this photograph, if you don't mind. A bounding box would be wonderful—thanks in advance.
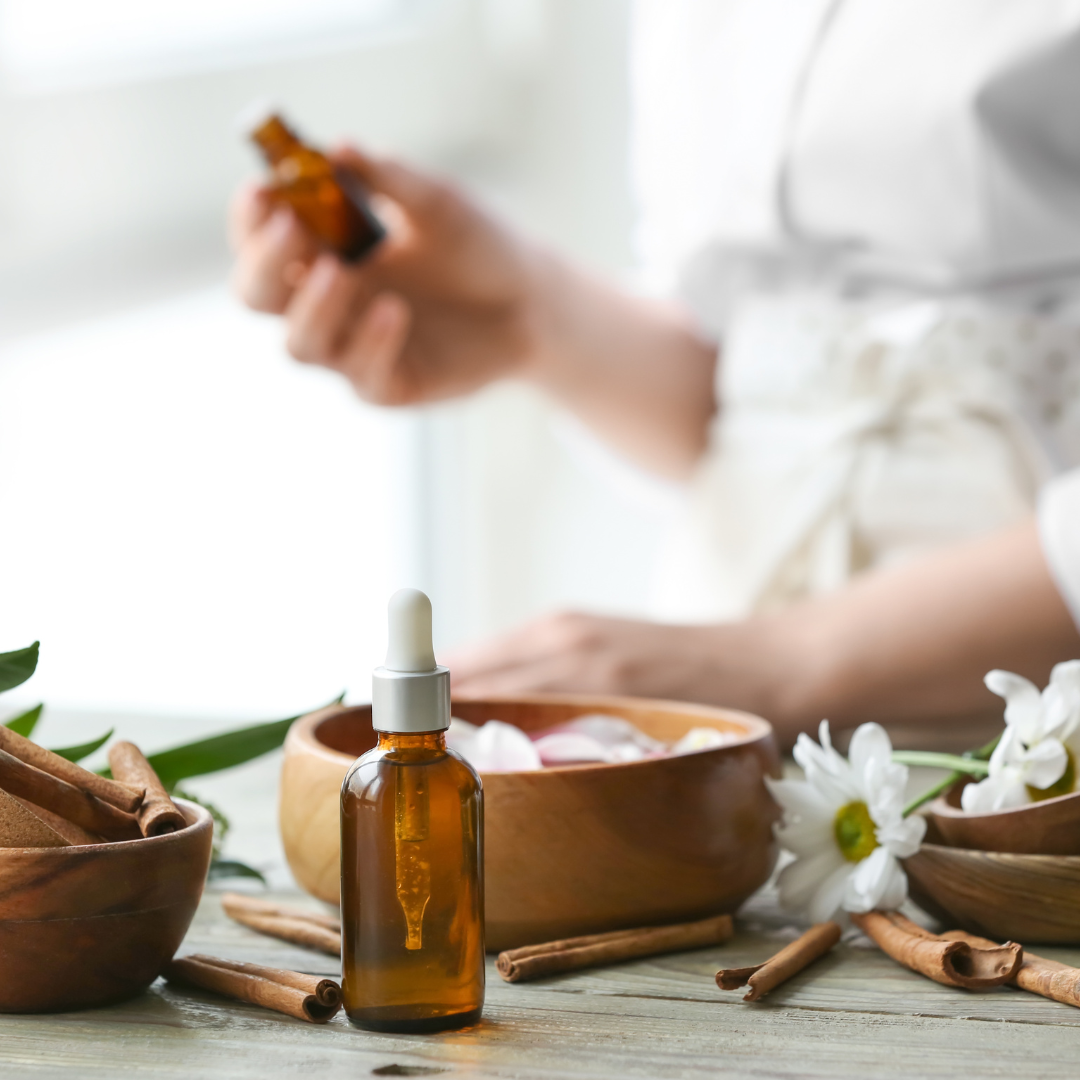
[3,721,1078,1079]
[3,881,1080,1080]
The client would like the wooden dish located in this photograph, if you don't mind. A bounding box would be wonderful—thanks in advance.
[905,842,1080,944]
[280,695,781,951]
[928,781,1080,856]
[0,799,214,1012]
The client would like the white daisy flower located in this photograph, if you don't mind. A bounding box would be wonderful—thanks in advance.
[960,662,1080,812]
[766,721,926,923]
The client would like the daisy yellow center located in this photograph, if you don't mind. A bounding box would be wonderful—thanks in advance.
[833,800,879,863]
[1027,748,1076,803]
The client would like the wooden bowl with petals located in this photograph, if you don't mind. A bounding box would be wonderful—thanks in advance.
[0,799,214,1012]
[905,842,1080,944]
[280,695,781,951]
[927,780,1080,856]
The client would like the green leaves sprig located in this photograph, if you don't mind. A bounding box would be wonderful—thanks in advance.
[0,641,334,883]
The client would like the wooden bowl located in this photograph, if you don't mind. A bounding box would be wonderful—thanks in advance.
[280,695,781,951]
[0,799,214,1012]
[905,842,1080,944]
[928,780,1080,856]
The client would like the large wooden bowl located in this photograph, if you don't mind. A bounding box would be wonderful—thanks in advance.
[928,781,1080,856]
[905,842,1080,944]
[280,695,781,951]
[0,799,213,1012]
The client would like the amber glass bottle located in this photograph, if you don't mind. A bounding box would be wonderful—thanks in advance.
[244,109,385,262]
[340,590,485,1033]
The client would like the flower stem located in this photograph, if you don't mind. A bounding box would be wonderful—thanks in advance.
[891,751,991,774]
[895,734,1001,818]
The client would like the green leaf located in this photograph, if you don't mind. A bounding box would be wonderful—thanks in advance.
[0,642,39,694]
[4,703,43,737]
[49,729,114,763]
[113,696,342,791]
[208,859,267,884]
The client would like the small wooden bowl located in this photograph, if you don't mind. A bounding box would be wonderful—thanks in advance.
[928,781,1080,856]
[905,842,1080,944]
[0,799,213,1012]
[280,695,781,951]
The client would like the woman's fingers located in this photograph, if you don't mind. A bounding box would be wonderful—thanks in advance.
[284,254,368,364]
[232,207,320,314]
[227,181,273,251]
[338,293,414,403]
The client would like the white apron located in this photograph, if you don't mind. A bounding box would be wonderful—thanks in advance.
[633,0,1080,620]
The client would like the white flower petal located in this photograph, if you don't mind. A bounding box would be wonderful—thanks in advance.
[1021,737,1068,792]
[1045,661,1080,741]
[960,770,1030,813]
[807,861,855,924]
[776,847,847,913]
[774,817,835,860]
[876,812,926,859]
[765,777,836,820]
[848,723,893,779]
[844,846,908,913]
[985,669,1045,743]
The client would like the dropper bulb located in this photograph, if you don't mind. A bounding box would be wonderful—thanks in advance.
[385,589,437,673]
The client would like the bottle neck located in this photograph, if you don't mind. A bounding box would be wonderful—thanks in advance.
[250,114,303,165]
[377,731,446,752]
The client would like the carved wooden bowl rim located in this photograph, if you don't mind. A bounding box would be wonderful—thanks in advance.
[287,692,776,775]
[929,781,1080,822]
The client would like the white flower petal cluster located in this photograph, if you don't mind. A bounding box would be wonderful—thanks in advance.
[766,722,925,923]
[961,662,1080,813]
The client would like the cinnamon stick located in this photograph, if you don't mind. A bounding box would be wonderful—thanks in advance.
[222,893,341,956]
[0,747,140,841]
[108,741,185,837]
[941,930,1080,1009]
[10,794,101,845]
[496,913,734,983]
[222,892,341,931]
[0,788,70,848]
[162,954,342,1023]
[0,725,143,812]
[851,911,1022,989]
[716,922,841,1001]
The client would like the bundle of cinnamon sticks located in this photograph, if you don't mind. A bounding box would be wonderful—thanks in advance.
[0,726,185,847]
[163,955,342,1023]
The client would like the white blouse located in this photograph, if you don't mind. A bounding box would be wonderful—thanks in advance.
[632,0,1080,623]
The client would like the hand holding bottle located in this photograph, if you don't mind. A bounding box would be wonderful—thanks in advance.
[230,144,551,406]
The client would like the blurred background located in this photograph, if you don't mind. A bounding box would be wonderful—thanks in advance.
[0,0,677,726]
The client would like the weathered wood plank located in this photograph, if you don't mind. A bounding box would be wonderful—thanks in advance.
[4,884,1080,1080]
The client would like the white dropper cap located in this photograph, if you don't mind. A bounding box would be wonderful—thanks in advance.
[371,589,450,733]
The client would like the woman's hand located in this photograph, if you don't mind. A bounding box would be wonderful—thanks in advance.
[229,144,719,477]
[230,145,547,405]
[445,611,807,726]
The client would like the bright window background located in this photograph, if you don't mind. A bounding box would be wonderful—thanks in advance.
[0,0,415,91]
[0,0,670,728]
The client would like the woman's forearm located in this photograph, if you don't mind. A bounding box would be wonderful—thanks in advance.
[776,519,1080,742]
[523,253,718,479]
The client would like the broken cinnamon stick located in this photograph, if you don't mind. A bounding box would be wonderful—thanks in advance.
[851,911,1022,989]
[0,747,140,841]
[716,921,841,1001]
[9,794,101,846]
[162,954,342,1023]
[0,788,70,848]
[941,930,1080,1009]
[496,913,734,983]
[0,724,142,812]
[108,741,185,837]
[222,893,341,956]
